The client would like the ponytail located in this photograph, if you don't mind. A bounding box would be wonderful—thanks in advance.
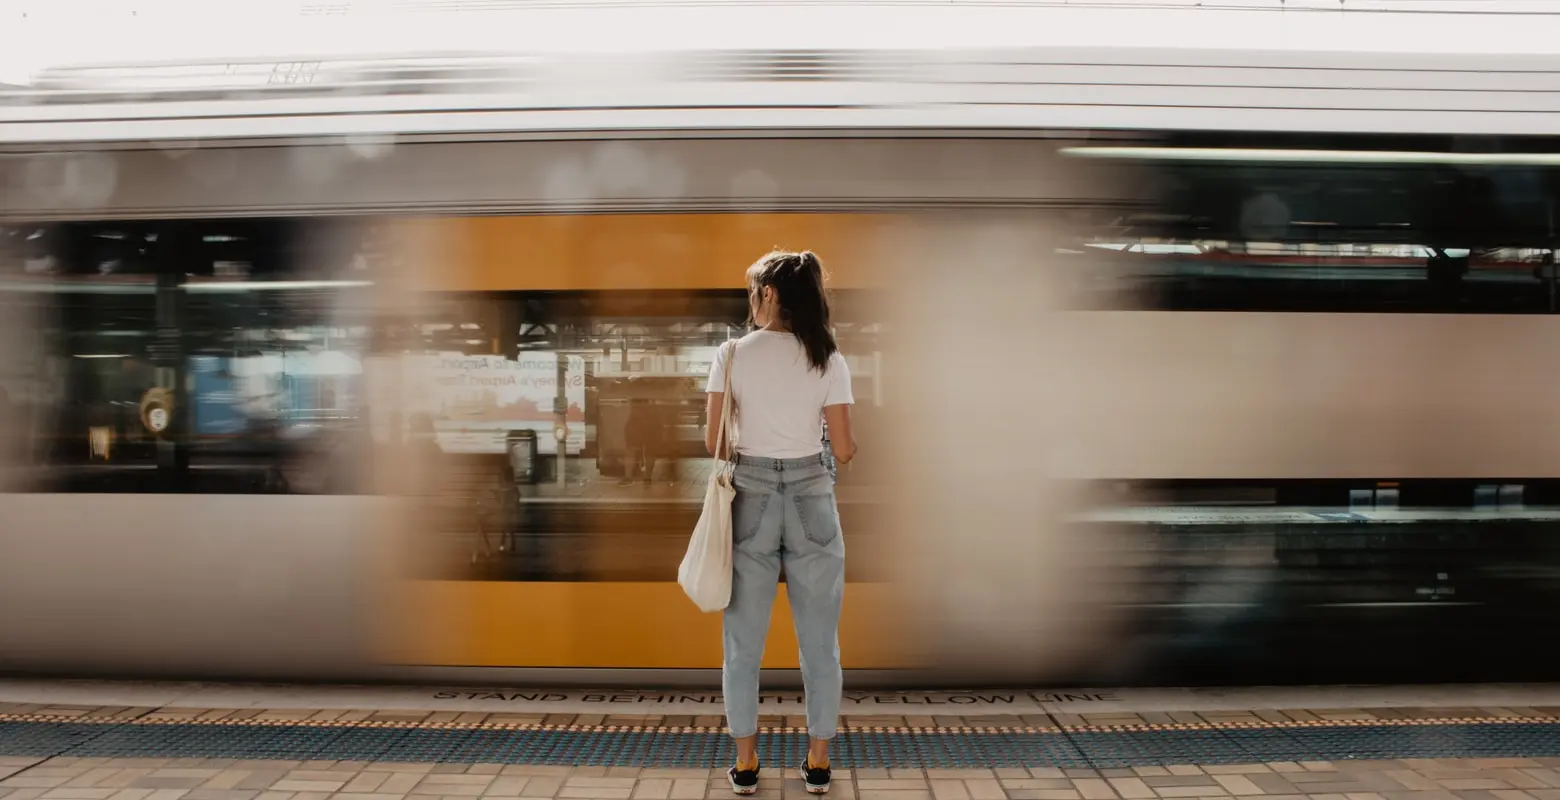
[746,249,838,372]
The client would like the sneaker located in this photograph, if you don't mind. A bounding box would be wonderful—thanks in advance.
[799,758,831,794]
[728,765,759,796]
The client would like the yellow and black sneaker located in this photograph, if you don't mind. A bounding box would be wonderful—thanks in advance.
[799,758,831,794]
[728,763,759,796]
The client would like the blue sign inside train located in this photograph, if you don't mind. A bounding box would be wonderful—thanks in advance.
[190,356,349,434]
[190,356,248,435]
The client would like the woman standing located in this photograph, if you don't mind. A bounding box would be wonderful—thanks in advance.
[705,250,857,795]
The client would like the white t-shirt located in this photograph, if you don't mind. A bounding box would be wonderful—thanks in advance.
[706,330,854,459]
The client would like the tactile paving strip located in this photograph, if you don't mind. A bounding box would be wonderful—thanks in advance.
[7,717,1560,767]
[0,721,119,758]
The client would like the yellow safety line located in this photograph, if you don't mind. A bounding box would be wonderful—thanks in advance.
[0,712,1545,735]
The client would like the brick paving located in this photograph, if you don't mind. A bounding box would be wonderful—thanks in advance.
[11,755,1560,800]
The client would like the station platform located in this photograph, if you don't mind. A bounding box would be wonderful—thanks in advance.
[7,683,1560,800]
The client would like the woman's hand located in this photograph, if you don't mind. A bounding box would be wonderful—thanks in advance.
[823,403,856,465]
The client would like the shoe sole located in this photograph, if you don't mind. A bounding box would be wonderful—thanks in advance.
[799,768,831,794]
[728,774,757,796]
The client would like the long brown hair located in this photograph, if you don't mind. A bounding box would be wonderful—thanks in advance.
[747,249,838,372]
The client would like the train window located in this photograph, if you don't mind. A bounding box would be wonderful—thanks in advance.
[5,213,888,581]
[1071,133,1560,314]
[5,218,379,494]
[404,290,888,583]
[177,219,378,494]
[0,223,161,490]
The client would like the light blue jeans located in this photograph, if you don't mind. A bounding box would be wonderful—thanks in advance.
[723,453,845,741]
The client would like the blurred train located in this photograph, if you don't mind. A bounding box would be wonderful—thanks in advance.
[6,1,1560,686]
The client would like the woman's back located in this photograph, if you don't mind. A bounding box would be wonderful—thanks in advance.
[710,330,852,460]
[706,249,855,796]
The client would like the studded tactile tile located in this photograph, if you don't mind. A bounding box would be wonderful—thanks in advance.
[316,724,419,761]
[0,722,117,758]
[12,702,1560,774]
[72,722,355,760]
[1099,729,1250,768]
[1438,722,1560,757]
[1219,727,1323,762]
[6,718,1560,769]
[1066,731,1166,769]
[377,727,484,763]
[986,732,1093,769]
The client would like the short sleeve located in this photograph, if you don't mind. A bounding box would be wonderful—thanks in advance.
[823,352,854,406]
[705,343,729,393]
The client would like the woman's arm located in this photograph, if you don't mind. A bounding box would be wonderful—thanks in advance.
[705,392,726,457]
[822,403,857,465]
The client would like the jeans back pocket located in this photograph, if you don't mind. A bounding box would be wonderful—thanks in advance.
[794,492,842,546]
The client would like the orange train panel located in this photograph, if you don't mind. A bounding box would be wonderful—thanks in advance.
[379,581,909,669]
[397,214,900,292]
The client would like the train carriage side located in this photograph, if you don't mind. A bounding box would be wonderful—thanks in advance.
[0,134,1135,682]
[6,43,1560,683]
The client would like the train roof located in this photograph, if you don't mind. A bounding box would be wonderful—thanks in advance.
[5,0,1560,144]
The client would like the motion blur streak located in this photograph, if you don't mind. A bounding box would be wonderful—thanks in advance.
[880,212,1144,685]
[0,495,393,678]
[9,0,1560,685]
[880,214,1560,684]
[0,231,37,494]
[1043,313,1560,481]
[0,221,411,680]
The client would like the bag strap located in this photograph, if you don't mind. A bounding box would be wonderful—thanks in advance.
[714,340,738,462]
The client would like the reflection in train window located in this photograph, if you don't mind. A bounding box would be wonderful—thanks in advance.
[4,219,380,494]
[1066,135,1560,314]
[5,223,161,488]
[416,291,888,583]
[1,215,891,582]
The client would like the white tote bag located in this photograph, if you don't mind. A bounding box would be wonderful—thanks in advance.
[677,341,738,612]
